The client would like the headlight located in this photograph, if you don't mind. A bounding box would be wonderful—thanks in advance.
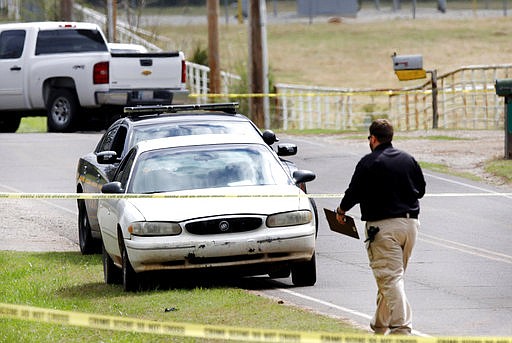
[128,222,182,236]
[266,210,312,228]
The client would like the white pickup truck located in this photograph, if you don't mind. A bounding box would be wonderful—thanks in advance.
[0,21,188,132]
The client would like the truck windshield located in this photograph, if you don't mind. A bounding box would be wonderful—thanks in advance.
[35,29,108,55]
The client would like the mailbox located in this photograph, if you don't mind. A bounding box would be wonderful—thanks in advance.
[392,54,426,81]
[495,78,512,96]
[495,79,512,159]
[392,54,423,71]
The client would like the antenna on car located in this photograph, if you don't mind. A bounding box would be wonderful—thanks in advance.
[123,102,239,117]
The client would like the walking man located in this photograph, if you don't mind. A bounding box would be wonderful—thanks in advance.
[336,119,426,335]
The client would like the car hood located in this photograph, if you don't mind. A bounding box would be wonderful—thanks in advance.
[126,185,310,221]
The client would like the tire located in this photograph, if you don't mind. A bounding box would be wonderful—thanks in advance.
[78,200,100,254]
[0,116,21,133]
[122,246,139,292]
[47,89,79,132]
[310,198,319,237]
[268,266,291,279]
[102,243,122,285]
[291,253,317,287]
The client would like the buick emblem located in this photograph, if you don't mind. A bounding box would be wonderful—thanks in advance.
[218,220,230,232]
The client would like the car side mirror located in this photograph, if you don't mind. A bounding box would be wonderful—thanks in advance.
[101,181,124,194]
[293,170,316,184]
[97,151,119,164]
[277,143,297,156]
[262,130,279,145]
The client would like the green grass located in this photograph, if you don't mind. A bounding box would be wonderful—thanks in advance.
[17,117,46,133]
[0,251,361,342]
[419,161,481,181]
[485,158,512,183]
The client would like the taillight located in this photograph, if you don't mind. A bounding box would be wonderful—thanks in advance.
[181,60,186,84]
[93,61,109,84]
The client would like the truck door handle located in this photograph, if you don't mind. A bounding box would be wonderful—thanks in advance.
[140,59,152,67]
[10,66,21,71]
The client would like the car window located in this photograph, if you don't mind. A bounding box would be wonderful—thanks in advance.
[129,122,262,148]
[95,124,128,155]
[0,30,25,59]
[96,125,119,152]
[35,29,108,55]
[129,144,291,194]
[115,148,136,189]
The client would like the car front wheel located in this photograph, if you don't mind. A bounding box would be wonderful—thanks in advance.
[291,253,316,287]
[122,246,139,292]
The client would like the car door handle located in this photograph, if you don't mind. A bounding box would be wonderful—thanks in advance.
[10,66,21,71]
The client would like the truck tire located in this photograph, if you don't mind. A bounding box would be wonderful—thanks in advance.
[0,116,21,133]
[47,89,79,132]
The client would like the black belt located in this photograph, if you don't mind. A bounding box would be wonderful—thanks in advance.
[396,212,418,219]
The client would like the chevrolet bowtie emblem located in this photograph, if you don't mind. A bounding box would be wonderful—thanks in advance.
[142,70,152,76]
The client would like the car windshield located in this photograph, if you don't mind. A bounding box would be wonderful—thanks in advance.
[129,121,261,148]
[129,144,292,194]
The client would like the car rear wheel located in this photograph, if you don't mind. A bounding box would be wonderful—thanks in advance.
[47,89,79,132]
[0,116,21,132]
[122,246,139,292]
[78,200,100,254]
[291,253,316,287]
[103,243,121,285]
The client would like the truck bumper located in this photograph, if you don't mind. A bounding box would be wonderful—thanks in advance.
[95,89,189,106]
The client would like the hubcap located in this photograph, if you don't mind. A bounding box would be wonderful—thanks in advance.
[52,97,71,124]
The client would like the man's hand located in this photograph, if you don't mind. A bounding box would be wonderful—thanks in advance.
[335,207,346,224]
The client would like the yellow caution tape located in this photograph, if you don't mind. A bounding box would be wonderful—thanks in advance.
[1,192,512,200]
[0,192,319,199]
[188,88,496,98]
[1,303,510,343]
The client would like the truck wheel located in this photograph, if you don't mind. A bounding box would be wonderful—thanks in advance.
[47,89,79,132]
[291,253,317,287]
[78,200,100,254]
[0,116,21,133]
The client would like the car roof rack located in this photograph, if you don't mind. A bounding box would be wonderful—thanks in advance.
[123,102,239,117]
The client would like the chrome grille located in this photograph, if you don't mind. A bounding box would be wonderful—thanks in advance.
[185,217,263,235]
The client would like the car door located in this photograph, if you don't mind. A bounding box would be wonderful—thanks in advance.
[98,148,137,257]
[82,123,127,231]
[0,29,26,109]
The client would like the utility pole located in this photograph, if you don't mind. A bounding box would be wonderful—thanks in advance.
[207,0,221,96]
[107,0,117,42]
[60,0,73,21]
[248,0,265,128]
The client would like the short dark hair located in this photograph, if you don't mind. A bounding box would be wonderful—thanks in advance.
[369,119,393,144]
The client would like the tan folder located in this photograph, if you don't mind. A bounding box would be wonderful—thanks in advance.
[323,208,359,239]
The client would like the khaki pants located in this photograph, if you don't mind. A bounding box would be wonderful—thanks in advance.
[365,217,419,335]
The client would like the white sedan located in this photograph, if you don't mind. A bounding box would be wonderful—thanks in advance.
[98,134,317,291]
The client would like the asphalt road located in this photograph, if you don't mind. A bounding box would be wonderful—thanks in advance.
[0,133,511,337]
